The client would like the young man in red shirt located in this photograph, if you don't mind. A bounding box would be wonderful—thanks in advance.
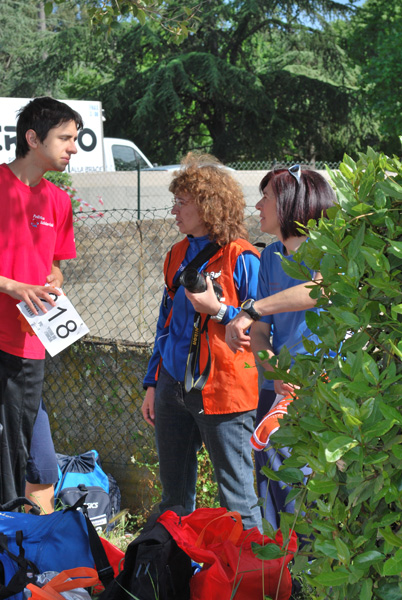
[0,97,82,511]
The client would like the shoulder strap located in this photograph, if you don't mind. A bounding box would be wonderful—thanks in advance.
[165,241,221,300]
[64,496,114,587]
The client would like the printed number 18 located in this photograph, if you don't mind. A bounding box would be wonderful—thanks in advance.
[47,302,78,339]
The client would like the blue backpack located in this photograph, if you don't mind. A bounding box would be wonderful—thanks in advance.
[0,497,114,600]
[54,450,121,532]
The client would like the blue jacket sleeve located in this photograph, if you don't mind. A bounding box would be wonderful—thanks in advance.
[143,287,173,388]
[220,251,260,324]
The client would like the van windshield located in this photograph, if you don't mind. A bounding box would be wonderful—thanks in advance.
[112,144,149,171]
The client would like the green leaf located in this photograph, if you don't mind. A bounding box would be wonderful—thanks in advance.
[363,419,395,440]
[302,337,318,354]
[279,256,312,281]
[375,581,402,600]
[378,401,402,425]
[383,548,402,575]
[251,542,284,560]
[330,307,361,328]
[353,550,384,567]
[330,280,359,298]
[314,539,339,559]
[277,345,292,371]
[313,569,350,586]
[387,239,402,258]
[365,452,389,465]
[380,528,402,548]
[391,444,402,460]
[309,230,342,255]
[261,466,282,482]
[136,8,146,25]
[277,467,304,483]
[362,353,380,384]
[44,2,53,16]
[378,180,402,200]
[307,479,338,494]
[325,436,359,462]
[261,518,277,540]
[335,537,351,565]
[359,578,373,600]
[348,223,366,260]
[305,310,321,332]
[341,331,370,353]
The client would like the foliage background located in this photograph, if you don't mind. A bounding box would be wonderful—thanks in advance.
[1,0,401,165]
[257,149,402,599]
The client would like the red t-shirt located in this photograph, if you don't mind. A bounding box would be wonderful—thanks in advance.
[0,163,76,359]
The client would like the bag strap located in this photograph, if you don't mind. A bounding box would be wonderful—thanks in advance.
[26,568,99,600]
[0,532,39,574]
[0,568,33,600]
[195,511,243,548]
[0,532,40,600]
[80,506,114,586]
[0,497,40,515]
[63,496,114,587]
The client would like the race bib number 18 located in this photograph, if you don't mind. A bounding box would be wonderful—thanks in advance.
[17,292,89,357]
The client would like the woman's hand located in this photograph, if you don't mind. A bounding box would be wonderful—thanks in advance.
[184,276,221,315]
[142,387,156,426]
[225,311,253,353]
[274,380,296,396]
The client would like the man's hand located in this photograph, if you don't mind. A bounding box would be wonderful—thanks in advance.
[1,278,62,315]
[184,276,221,315]
[225,311,253,353]
[142,387,156,426]
[47,261,63,289]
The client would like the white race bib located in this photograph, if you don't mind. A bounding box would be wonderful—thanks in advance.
[17,292,89,357]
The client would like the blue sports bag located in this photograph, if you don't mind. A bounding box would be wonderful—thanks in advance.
[0,497,113,597]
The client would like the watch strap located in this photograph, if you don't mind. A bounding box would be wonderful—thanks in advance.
[211,303,227,322]
[241,299,261,321]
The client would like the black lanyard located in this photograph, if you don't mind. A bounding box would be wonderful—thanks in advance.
[184,313,212,393]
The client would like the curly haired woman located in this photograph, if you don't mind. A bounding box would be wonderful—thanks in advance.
[142,153,262,529]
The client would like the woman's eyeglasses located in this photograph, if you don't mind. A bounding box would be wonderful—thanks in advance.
[171,196,190,208]
[288,164,301,184]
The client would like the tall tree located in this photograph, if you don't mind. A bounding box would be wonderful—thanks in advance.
[0,0,377,164]
[346,0,402,155]
[99,0,371,163]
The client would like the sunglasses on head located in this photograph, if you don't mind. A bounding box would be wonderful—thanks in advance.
[288,164,301,184]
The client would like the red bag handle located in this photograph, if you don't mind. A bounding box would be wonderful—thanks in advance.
[26,567,99,600]
[195,511,243,548]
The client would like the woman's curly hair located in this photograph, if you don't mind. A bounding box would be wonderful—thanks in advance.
[169,152,248,246]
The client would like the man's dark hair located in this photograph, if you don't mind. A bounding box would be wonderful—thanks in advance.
[259,167,336,241]
[16,96,84,158]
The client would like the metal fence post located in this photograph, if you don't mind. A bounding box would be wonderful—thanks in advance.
[137,163,141,220]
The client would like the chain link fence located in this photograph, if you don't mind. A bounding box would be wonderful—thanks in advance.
[69,161,338,214]
[44,163,335,512]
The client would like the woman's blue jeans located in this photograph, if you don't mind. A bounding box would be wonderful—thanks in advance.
[154,366,262,530]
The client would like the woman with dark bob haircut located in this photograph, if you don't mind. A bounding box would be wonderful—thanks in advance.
[142,152,262,529]
[226,165,336,528]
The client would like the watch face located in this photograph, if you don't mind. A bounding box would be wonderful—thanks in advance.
[242,299,253,310]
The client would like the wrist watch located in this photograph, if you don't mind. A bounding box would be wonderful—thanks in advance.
[241,298,261,321]
[211,303,227,322]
